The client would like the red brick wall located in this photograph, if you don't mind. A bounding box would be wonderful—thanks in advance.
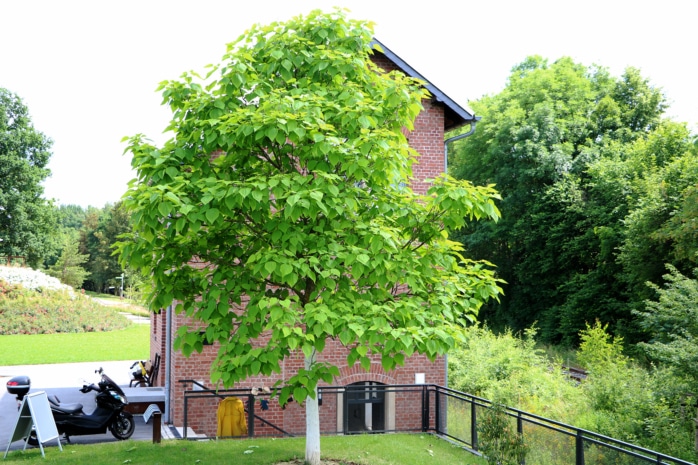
[408,98,445,195]
[372,50,445,195]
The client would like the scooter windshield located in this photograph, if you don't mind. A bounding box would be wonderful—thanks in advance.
[101,374,127,398]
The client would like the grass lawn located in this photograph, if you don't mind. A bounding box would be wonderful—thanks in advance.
[2,434,487,464]
[0,324,150,365]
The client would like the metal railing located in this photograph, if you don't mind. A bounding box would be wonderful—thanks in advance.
[178,381,695,464]
[434,385,694,465]
[178,380,295,439]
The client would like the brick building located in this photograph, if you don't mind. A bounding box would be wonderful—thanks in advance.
[147,38,479,437]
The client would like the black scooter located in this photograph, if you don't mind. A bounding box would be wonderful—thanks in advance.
[7,367,135,445]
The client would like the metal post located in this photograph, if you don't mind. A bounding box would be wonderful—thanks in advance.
[518,412,525,465]
[421,385,429,432]
[247,395,255,437]
[183,395,189,439]
[152,411,162,444]
[435,389,441,434]
[471,399,478,450]
[576,430,585,465]
[343,388,348,434]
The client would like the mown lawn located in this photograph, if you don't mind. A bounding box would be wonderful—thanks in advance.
[2,433,486,464]
[0,324,149,365]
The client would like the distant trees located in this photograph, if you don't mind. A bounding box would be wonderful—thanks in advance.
[46,232,90,289]
[450,56,697,345]
[0,88,59,267]
[43,203,135,294]
[78,202,130,292]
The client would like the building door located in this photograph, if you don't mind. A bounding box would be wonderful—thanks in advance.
[344,381,386,433]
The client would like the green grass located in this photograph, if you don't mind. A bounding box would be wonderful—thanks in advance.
[2,434,487,464]
[0,325,150,365]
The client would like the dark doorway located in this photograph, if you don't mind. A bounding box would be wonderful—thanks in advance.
[344,381,386,433]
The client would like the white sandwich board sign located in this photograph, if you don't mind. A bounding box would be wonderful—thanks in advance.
[3,391,62,459]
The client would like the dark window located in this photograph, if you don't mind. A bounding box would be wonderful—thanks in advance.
[344,381,385,433]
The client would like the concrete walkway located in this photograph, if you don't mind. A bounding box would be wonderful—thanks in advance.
[0,361,177,453]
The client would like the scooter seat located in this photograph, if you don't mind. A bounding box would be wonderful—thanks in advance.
[47,395,84,414]
[52,402,84,414]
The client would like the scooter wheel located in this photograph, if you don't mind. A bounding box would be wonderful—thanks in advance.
[26,432,39,447]
[109,411,135,440]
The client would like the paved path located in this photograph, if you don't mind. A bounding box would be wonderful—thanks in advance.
[91,298,151,325]
[0,361,177,454]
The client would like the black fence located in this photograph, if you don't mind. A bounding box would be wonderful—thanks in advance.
[179,381,695,465]
[435,385,695,465]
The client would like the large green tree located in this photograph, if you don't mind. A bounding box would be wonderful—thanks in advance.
[118,10,502,464]
[0,88,58,267]
[450,57,672,344]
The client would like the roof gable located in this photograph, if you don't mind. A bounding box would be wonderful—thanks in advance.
[370,38,479,131]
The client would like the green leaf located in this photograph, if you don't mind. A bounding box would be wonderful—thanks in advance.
[165,166,179,180]
[205,208,220,223]
[359,357,371,371]
[279,263,293,277]
[158,202,172,217]
[293,387,307,402]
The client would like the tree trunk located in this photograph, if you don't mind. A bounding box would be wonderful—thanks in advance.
[305,350,321,465]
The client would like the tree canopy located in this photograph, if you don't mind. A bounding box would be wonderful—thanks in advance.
[0,88,58,267]
[118,9,502,464]
[450,56,696,345]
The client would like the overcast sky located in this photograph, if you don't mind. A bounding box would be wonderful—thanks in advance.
[2,0,696,208]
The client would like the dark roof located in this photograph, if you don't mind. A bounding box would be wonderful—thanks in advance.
[371,38,479,132]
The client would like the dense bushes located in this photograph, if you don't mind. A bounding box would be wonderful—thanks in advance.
[449,324,698,461]
[0,276,130,335]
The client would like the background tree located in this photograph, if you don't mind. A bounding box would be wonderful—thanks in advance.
[118,9,502,465]
[0,88,59,267]
[80,202,130,292]
[635,265,698,381]
[449,56,691,345]
[47,231,90,289]
[57,204,88,230]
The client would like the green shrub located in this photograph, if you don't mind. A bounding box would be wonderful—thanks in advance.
[576,322,698,461]
[477,402,528,465]
[449,323,698,462]
[0,283,130,334]
[0,279,29,299]
[449,325,585,423]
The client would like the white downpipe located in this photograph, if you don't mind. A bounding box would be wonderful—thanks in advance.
[164,305,172,423]
[305,349,321,465]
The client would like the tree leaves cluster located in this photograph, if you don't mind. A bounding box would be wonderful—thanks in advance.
[451,56,697,345]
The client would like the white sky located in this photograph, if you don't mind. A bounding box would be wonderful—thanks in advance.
[1,0,696,208]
